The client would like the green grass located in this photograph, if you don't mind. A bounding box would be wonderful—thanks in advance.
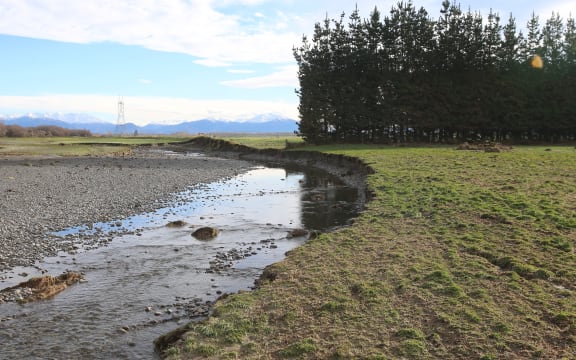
[0,134,304,157]
[163,144,576,359]
[220,134,303,149]
[0,136,188,156]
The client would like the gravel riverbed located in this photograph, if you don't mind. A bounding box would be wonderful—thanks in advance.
[0,148,252,273]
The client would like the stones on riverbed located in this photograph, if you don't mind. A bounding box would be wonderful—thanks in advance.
[0,271,84,303]
[120,297,213,338]
[0,287,33,303]
[207,248,244,273]
[191,226,219,240]
[166,220,187,228]
[0,152,251,273]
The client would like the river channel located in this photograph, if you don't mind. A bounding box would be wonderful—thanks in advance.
[0,157,361,359]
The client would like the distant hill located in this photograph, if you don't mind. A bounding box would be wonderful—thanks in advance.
[1,115,299,135]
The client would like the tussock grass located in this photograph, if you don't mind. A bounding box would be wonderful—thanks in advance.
[163,145,575,359]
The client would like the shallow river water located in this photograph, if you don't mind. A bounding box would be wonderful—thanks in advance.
[0,159,360,359]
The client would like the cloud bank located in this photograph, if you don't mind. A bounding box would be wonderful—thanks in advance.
[0,0,302,66]
[0,1,570,68]
[221,66,298,89]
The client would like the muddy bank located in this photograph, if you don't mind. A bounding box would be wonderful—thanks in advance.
[170,136,375,203]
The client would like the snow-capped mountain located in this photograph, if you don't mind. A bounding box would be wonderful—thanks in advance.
[0,112,112,124]
[1,113,299,135]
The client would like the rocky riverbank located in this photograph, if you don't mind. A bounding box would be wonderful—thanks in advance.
[0,148,252,274]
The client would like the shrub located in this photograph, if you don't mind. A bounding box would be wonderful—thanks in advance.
[5,125,27,137]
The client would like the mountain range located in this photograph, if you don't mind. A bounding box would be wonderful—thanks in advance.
[0,114,299,135]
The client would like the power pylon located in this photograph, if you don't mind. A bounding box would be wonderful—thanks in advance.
[115,96,126,135]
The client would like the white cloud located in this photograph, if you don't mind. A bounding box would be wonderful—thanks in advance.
[227,69,256,74]
[221,65,298,88]
[4,0,521,70]
[139,79,152,85]
[194,59,233,67]
[535,1,575,19]
[0,94,299,125]
[0,0,302,66]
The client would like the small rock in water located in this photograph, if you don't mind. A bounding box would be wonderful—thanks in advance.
[166,220,187,228]
[287,228,308,238]
[192,227,219,240]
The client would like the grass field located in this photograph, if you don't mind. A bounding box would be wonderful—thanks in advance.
[163,144,576,359]
[0,135,301,156]
[220,134,303,149]
[0,136,188,156]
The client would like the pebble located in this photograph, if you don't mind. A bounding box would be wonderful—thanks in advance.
[0,149,251,272]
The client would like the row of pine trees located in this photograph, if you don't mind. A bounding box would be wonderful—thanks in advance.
[293,0,576,144]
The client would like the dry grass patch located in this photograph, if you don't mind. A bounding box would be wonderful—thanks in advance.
[1,272,84,302]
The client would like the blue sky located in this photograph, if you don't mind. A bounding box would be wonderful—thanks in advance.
[0,0,573,125]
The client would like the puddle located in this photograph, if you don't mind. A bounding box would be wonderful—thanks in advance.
[0,161,361,359]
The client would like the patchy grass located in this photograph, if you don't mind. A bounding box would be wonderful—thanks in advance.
[220,134,303,149]
[0,134,302,156]
[162,145,576,359]
[0,136,187,156]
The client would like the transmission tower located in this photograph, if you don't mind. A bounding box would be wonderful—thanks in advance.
[115,96,126,135]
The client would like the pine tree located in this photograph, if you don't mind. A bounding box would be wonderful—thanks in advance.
[523,12,543,61]
[293,18,335,143]
[293,2,576,144]
[482,9,502,69]
[565,16,576,66]
[500,13,522,71]
[542,12,565,71]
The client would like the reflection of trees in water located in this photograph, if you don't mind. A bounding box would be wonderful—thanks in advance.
[261,161,360,232]
[298,172,359,231]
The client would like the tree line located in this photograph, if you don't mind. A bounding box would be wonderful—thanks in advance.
[293,0,576,144]
[0,122,91,137]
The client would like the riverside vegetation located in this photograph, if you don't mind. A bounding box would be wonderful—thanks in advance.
[161,143,576,359]
[294,1,576,144]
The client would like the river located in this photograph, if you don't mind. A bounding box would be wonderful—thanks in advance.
[0,159,360,359]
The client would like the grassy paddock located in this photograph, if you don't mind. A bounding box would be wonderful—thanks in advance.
[219,134,303,149]
[165,145,576,359]
[0,135,301,156]
[0,136,188,156]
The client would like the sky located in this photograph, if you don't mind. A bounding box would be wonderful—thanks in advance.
[0,0,574,125]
